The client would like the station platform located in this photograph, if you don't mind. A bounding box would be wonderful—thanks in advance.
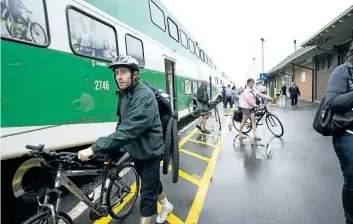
[20,103,346,224]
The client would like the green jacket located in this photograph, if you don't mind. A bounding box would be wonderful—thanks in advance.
[91,81,164,160]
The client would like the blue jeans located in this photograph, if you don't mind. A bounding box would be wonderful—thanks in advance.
[333,133,353,224]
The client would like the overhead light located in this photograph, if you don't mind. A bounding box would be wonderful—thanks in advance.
[326,29,329,32]
[339,19,344,23]
[332,24,336,28]
[348,13,352,17]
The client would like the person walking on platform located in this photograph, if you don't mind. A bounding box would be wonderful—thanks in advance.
[289,82,300,107]
[239,78,272,140]
[196,79,212,134]
[326,41,353,224]
[224,84,233,108]
[278,81,287,108]
[77,55,173,224]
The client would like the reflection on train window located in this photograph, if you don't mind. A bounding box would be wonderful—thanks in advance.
[195,45,200,58]
[167,17,179,42]
[126,34,145,67]
[192,81,198,94]
[188,39,195,54]
[1,0,50,46]
[149,0,166,31]
[184,79,191,95]
[67,8,117,61]
[180,30,187,49]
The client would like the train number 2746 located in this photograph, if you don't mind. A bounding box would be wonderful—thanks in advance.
[95,80,109,91]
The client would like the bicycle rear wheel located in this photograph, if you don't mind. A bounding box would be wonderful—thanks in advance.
[22,211,73,224]
[163,115,173,175]
[170,112,179,183]
[265,113,284,137]
[232,116,252,134]
[107,164,140,219]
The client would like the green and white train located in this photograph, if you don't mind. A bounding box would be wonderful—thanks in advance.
[1,0,233,207]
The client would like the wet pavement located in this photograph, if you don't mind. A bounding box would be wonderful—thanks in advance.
[19,102,347,224]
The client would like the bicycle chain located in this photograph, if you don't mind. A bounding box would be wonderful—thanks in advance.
[1,112,116,138]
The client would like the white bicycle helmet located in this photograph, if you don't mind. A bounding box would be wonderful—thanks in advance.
[108,54,140,71]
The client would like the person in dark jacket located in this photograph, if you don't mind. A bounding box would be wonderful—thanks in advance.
[289,82,301,107]
[278,81,287,108]
[77,55,173,224]
[196,79,211,134]
[325,41,353,224]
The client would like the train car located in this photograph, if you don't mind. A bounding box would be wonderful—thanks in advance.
[0,0,233,211]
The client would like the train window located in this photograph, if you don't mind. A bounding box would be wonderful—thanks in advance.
[126,34,145,67]
[1,0,50,47]
[67,7,118,61]
[184,79,192,94]
[200,50,205,62]
[205,54,208,65]
[167,17,179,42]
[188,39,195,54]
[180,30,188,49]
[195,45,200,58]
[192,81,198,94]
[149,0,166,31]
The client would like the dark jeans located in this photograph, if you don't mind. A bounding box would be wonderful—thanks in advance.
[333,133,353,224]
[291,97,298,106]
[224,96,233,108]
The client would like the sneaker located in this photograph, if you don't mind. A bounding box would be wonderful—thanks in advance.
[156,201,173,223]
[196,124,202,132]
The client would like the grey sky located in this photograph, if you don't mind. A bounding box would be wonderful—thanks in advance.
[161,0,353,86]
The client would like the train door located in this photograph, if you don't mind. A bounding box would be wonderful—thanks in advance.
[164,59,176,111]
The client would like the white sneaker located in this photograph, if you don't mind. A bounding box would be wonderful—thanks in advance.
[156,201,173,223]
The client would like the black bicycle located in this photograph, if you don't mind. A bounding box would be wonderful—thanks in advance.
[232,101,284,137]
[22,145,139,224]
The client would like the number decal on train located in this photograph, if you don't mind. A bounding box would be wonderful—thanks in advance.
[95,80,110,91]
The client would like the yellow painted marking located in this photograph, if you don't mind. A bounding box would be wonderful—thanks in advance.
[94,183,137,224]
[180,148,210,162]
[185,109,233,224]
[187,139,217,147]
[179,128,198,147]
[161,162,200,186]
[157,202,185,224]
[195,132,220,138]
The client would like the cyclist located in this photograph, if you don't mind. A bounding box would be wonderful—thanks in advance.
[77,55,173,224]
[8,0,32,41]
[196,79,212,134]
[239,78,272,140]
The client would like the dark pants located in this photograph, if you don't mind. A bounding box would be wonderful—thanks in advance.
[333,133,353,224]
[224,96,233,108]
[291,97,298,106]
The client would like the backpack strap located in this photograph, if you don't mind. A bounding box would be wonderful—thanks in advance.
[348,67,353,92]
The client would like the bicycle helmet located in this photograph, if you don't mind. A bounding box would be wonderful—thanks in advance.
[108,54,140,71]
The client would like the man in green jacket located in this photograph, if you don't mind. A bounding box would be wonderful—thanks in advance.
[77,55,173,224]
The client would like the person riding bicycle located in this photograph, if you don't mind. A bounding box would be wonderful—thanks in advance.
[8,0,32,41]
[77,55,173,224]
[239,78,272,140]
[196,79,212,134]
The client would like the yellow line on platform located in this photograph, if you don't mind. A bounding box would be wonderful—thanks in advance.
[195,132,220,138]
[179,128,198,147]
[185,109,233,224]
[180,148,210,162]
[187,139,217,148]
[157,203,185,224]
[160,162,200,186]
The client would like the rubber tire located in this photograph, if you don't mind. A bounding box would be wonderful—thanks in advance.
[232,116,252,134]
[215,107,221,131]
[106,164,140,219]
[22,211,73,224]
[188,98,198,117]
[163,116,174,175]
[171,112,179,183]
[265,113,284,137]
[30,22,47,44]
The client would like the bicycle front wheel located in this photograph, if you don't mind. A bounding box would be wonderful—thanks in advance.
[22,211,73,224]
[232,116,252,134]
[107,163,140,219]
[265,113,284,137]
[215,107,221,131]
[170,112,179,183]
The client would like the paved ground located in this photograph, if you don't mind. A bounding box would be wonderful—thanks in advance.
[17,102,347,224]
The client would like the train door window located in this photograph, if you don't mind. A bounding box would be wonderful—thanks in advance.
[184,79,191,95]
[195,45,200,58]
[188,39,195,54]
[180,30,188,49]
[67,7,118,61]
[149,0,166,31]
[1,0,50,47]
[126,34,145,67]
[192,81,198,95]
[167,17,179,42]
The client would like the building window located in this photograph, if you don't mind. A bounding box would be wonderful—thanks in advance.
[167,17,179,42]
[2,0,50,47]
[188,39,195,54]
[126,34,145,67]
[67,7,118,61]
[180,30,188,49]
[149,0,166,31]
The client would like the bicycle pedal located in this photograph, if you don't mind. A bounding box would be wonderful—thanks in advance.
[89,209,104,221]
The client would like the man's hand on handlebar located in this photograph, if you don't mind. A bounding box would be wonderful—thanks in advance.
[78,147,94,161]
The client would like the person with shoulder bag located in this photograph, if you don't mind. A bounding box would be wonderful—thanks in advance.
[319,41,353,224]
